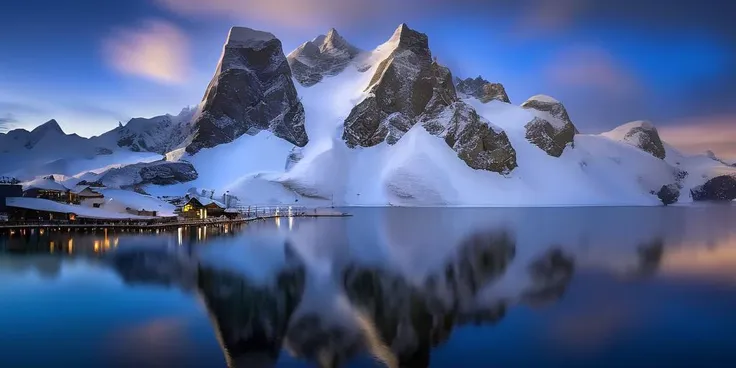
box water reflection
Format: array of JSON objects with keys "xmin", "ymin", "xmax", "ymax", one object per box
[{"xmin": 1, "ymin": 206, "xmax": 736, "ymax": 367}]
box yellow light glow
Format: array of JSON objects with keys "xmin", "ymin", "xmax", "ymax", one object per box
[
  {"xmin": 94, "ymin": 240, "xmax": 100, "ymax": 253},
  {"xmin": 49, "ymin": 241, "xmax": 55, "ymax": 253},
  {"xmin": 68, "ymin": 238, "xmax": 74, "ymax": 254}
]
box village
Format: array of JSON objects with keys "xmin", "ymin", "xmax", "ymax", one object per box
[{"xmin": 0, "ymin": 176, "xmax": 343, "ymax": 231}]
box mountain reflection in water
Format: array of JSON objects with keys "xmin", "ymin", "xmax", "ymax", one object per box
[{"xmin": 1, "ymin": 206, "xmax": 736, "ymax": 368}]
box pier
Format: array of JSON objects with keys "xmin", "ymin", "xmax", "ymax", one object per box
[{"xmin": 0, "ymin": 206, "xmax": 350, "ymax": 233}]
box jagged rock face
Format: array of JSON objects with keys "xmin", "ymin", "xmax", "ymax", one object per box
[
  {"xmin": 287, "ymin": 28, "xmax": 360, "ymax": 87},
  {"xmin": 456, "ymin": 77, "xmax": 510, "ymax": 103},
  {"xmin": 521, "ymin": 96, "xmax": 579, "ymax": 157},
  {"xmin": 657, "ymin": 184, "xmax": 680, "ymax": 205},
  {"xmin": 691, "ymin": 175, "xmax": 736, "ymax": 201},
  {"xmin": 440, "ymin": 102, "xmax": 517, "ymax": 173},
  {"xmin": 343, "ymin": 25, "xmax": 451, "ymax": 149},
  {"xmin": 187, "ymin": 27, "xmax": 308, "ymax": 154},
  {"xmin": 98, "ymin": 160, "xmax": 198, "ymax": 188},
  {"xmin": 343, "ymin": 24, "xmax": 517, "ymax": 173},
  {"xmin": 111, "ymin": 109, "xmax": 194, "ymax": 154}
]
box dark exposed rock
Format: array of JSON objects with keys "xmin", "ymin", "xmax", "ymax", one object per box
[
  {"xmin": 342, "ymin": 24, "xmax": 517, "ymax": 173},
  {"xmin": 187, "ymin": 27, "xmax": 308, "ymax": 154},
  {"xmin": 521, "ymin": 95, "xmax": 579, "ymax": 157},
  {"xmin": 98, "ymin": 160, "xmax": 198, "ymax": 187},
  {"xmin": 691, "ymin": 175, "xmax": 736, "ymax": 201},
  {"xmin": 608, "ymin": 121, "xmax": 666, "ymax": 160},
  {"xmin": 287, "ymin": 28, "xmax": 360, "ymax": 87},
  {"xmin": 656, "ymin": 184, "xmax": 680, "ymax": 205},
  {"xmin": 455, "ymin": 76, "xmax": 510, "ymax": 103},
  {"xmin": 343, "ymin": 24, "xmax": 451, "ymax": 149},
  {"xmin": 440, "ymin": 102, "xmax": 517, "ymax": 173}
]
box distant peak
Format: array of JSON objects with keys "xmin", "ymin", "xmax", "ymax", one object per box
[
  {"xmin": 226, "ymin": 26, "xmax": 276, "ymax": 47},
  {"xmin": 387, "ymin": 23, "xmax": 429, "ymax": 52},
  {"xmin": 31, "ymin": 119, "xmax": 64, "ymax": 135}
]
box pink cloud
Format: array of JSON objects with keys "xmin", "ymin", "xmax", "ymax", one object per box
[
  {"xmin": 153, "ymin": 0, "xmax": 401, "ymax": 27},
  {"xmin": 659, "ymin": 115, "xmax": 736, "ymax": 161},
  {"xmin": 545, "ymin": 46, "xmax": 639, "ymax": 95},
  {"xmin": 102, "ymin": 19, "xmax": 190, "ymax": 84},
  {"xmin": 517, "ymin": 0, "xmax": 588, "ymax": 34}
]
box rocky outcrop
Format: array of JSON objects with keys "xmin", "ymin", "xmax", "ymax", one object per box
[
  {"xmin": 455, "ymin": 76, "xmax": 510, "ymax": 103},
  {"xmin": 691, "ymin": 175, "xmax": 736, "ymax": 201},
  {"xmin": 287, "ymin": 28, "xmax": 360, "ymax": 87},
  {"xmin": 187, "ymin": 27, "xmax": 308, "ymax": 154},
  {"xmin": 98, "ymin": 160, "xmax": 198, "ymax": 188},
  {"xmin": 521, "ymin": 95, "xmax": 578, "ymax": 157},
  {"xmin": 440, "ymin": 102, "xmax": 517, "ymax": 173},
  {"xmin": 604, "ymin": 121, "xmax": 666, "ymax": 159},
  {"xmin": 656, "ymin": 184, "xmax": 680, "ymax": 205},
  {"xmin": 342, "ymin": 24, "xmax": 517, "ymax": 173}
]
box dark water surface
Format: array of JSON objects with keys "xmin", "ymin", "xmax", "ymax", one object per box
[{"xmin": 1, "ymin": 206, "xmax": 736, "ymax": 368}]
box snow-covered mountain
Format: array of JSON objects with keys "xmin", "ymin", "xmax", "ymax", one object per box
[{"xmin": 4, "ymin": 23, "xmax": 735, "ymax": 206}]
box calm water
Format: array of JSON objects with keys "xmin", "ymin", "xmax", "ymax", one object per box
[{"xmin": 1, "ymin": 206, "xmax": 736, "ymax": 368}]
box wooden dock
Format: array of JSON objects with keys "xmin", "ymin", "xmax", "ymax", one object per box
[{"xmin": 0, "ymin": 209, "xmax": 350, "ymax": 233}]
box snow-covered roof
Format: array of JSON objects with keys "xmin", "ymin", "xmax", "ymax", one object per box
[
  {"xmin": 189, "ymin": 197, "xmax": 226, "ymax": 208},
  {"xmin": 5, "ymin": 197, "xmax": 156, "ymax": 220},
  {"xmin": 70, "ymin": 185, "xmax": 102, "ymax": 195},
  {"xmin": 22, "ymin": 178, "xmax": 68, "ymax": 192}
]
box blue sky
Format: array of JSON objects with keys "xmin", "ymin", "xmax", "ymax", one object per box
[{"xmin": 1, "ymin": 0, "xmax": 735, "ymax": 158}]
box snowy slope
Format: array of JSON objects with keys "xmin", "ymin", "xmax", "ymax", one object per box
[
  {"xmin": 138, "ymin": 25, "xmax": 734, "ymax": 206},
  {"xmin": 7, "ymin": 24, "xmax": 734, "ymax": 207}
]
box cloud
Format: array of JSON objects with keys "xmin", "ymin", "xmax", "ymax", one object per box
[
  {"xmin": 545, "ymin": 46, "xmax": 639, "ymax": 95},
  {"xmin": 0, "ymin": 113, "xmax": 18, "ymax": 132},
  {"xmin": 658, "ymin": 115, "xmax": 736, "ymax": 161},
  {"xmin": 102, "ymin": 19, "xmax": 191, "ymax": 84}
]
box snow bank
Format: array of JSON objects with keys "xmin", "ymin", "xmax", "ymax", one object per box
[{"xmin": 5, "ymin": 197, "xmax": 156, "ymax": 220}]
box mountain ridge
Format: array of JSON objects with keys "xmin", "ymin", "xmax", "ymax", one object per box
[{"xmin": 4, "ymin": 23, "xmax": 736, "ymax": 206}]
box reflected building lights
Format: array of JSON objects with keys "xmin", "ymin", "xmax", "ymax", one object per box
[
  {"xmin": 67, "ymin": 238, "xmax": 73, "ymax": 254},
  {"xmin": 177, "ymin": 227, "xmax": 183, "ymax": 246}
]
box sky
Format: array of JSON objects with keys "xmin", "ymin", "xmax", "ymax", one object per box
[{"xmin": 0, "ymin": 0, "xmax": 735, "ymax": 159}]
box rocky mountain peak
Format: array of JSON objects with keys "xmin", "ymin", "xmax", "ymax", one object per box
[
  {"xmin": 225, "ymin": 26, "xmax": 276, "ymax": 48},
  {"xmin": 342, "ymin": 24, "xmax": 517, "ymax": 173},
  {"xmin": 387, "ymin": 23, "xmax": 430, "ymax": 55},
  {"xmin": 288, "ymin": 27, "xmax": 360, "ymax": 87},
  {"xmin": 31, "ymin": 119, "xmax": 64, "ymax": 136},
  {"xmin": 187, "ymin": 26, "xmax": 307, "ymax": 153}
]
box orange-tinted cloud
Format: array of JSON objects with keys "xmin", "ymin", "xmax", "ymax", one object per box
[
  {"xmin": 545, "ymin": 46, "xmax": 639, "ymax": 95},
  {"xmin": 102, "ymin": 19, "xmax": 190, "ymax": 84},
  {"xmin": 659, "ymin": 115, "xmax": 736, "ymax": 161}
]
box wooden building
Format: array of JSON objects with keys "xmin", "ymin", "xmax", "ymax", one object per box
[
  {"xmin": 180, "ymin": 197, "xmax": 228, "ymax": 219},
  {"xmin": 72, "ymin": 186, "xmax": 105, "ymax": 208},
  {"xmin": 22, "ymin": 177, "xmax": 75, "ymax": 203}
]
